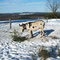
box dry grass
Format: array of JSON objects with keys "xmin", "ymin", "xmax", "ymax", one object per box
[
  {"xmin": 58, "ymin": 49, "xmax": 60, "ymax": 56},
  {"xmin": 49, "ymin": 36, "xmax": 60, "ymax": 39},
  {"xmin": 38, "ymin": 49, "xmax": 50, "ymax": 60},
  {"xmin": 12, "ymin": 29, "xmax": 26, "ymax": 42}
]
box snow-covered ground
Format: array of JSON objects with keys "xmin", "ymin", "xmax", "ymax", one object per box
[{"xmin": 0, "ymin": 19, "xmax": 60, "ymax": 60}]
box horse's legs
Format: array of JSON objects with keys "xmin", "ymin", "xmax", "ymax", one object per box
[
  {"xmin": 40, "ymin": 31, "xmax": 42, "ymax": 38},
  {"xmin": 31, "ymin": 31, "xmax": 33, "ymax": 38},
  {"xmin": 42, "ymin": 29, "xmax": 45, "ymax": 36},
  {"xmin": 40, "ymin": 28, "xmax": 45, "ymax": 38},
  {"xmin": 28, "ymin": 30, "xmax": 32, "ymax": 40}
]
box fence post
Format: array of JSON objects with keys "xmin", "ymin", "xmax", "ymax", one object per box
[
  {"xmin": 47, "ymin": 17, "xmax": 48, "ymax": 22},
  {"xmin": 9, "ymin": 18, "xmax": 12, "ymax": 29}
]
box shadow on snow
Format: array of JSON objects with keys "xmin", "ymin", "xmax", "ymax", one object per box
[{"xmin": 33, "ymin": 29, "xmax": 54, "ymax": 37}]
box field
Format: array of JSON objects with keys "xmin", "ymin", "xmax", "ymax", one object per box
[{"xmin": 0, "ymin": 19, "xmax": 60, "ymax": 60}]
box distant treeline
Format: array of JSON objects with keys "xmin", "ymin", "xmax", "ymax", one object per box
[{"xmin": 0, "ymin": 12, "xmax": 60, "ymax": 21}]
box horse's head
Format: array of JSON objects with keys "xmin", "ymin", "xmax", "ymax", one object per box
[{"xmin": 19, "ymin": 23, "xmax": 26, "ymax": 33}]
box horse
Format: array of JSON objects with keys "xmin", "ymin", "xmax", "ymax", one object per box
[{"xmin": 19, "ymin": 21, "xmax": 45, "ymax": 39}]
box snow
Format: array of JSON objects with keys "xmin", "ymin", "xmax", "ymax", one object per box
[{"xmin": 0, "ymin": 19, "xmax": 60, "ymax": 60}]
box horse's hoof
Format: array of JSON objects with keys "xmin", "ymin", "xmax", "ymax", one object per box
[
  {"xmin": 27, "ymin": 38, "xmax": 30, "ymax": 40},
  {"xmin": 40, "ymin": 35, "xmax": 42, "ymax": 38}
]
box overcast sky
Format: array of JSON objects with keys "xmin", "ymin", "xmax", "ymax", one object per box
[{"xmin": 0, "ymin": 0, "xmax": 48, "ymax": 13}]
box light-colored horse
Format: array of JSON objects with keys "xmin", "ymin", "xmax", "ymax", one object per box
[{"xmin": 19, "ymin": 21, "xmax": 45, "ymax": 39}]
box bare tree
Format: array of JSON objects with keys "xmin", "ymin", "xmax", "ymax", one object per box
[{"xmin": 47, "ymin": 0, "xmax": 60, "ymax": 13}]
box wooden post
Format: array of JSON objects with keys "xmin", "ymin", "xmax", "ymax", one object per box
[
  {"xmin": 38, "ymin": 17, "xmax": 39, "ymax": 19},
  {"xmin": 9, "ymin": 18, "xmax": 12, "ymax": 29},
  {"xmin": 47, "ymin": 17, "xmax": 48, "ymax": 22}
]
